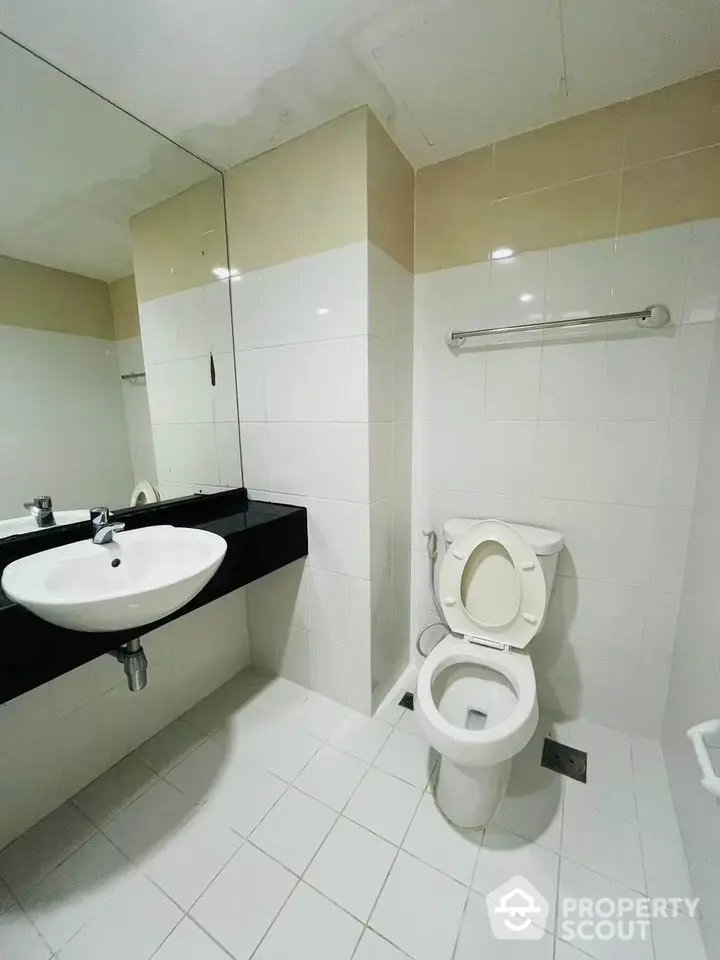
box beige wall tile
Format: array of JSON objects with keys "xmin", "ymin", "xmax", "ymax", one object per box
[
  {"xmin": 492, "ymin": 173, "xmax": 620, "ymax": 256},
  {"xmin": 415, "ymin": 203, "xmax": 494, "ymax": 273},
  {"xmin": 109, "ymin": 274, "xmax": 140, "ymax": 340},
  {"xmin": 494, "ymin": 105, "xmax": 623, "ymax": 198},
  {"xmin": 622, "ymin": 70, "xmax": 720, "ymax": 166},
  {"xmin": 131, "ymin": 176, "xmax": 227, "ymax": 304},
  {"xmin": 619, "ymin": 146, "xmax": 720, "ymax": 235},
  {"xmin": 367, "ymin": 111, "xmax": 414, "ymax": 272},
  {"xmin": 415, "ymin": 146, "xmax": 494, "ymax": 224},
  {"xmin": 225, "ymin": 108, "xmax": 368, "ymax": 274},
  {"xmin": 0, "ymin": 255, "xmax": 114, "ymax": 339}
]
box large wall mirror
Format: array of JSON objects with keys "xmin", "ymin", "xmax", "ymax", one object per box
[{"xmin": 0, "ymin": 35, "xmax": 242, "ymax": 540}]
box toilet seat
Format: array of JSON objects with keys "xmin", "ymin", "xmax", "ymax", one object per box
[
  {"xmin": 439, "ymin": 519, "xmax": 546, "ymax": 650},
  {"xmin": 416, "ymin": 634, "xmax": 538, "ymax": 766}
]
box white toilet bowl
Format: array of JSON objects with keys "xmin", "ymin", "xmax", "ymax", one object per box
[{"xmin": 415, "ymin": 518, "xmax": 563, "ymax": 828}]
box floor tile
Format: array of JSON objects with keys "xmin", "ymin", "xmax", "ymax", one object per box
[
  {"xmin": 20, "ymin": 833, "xmax": 134, "ymax": 952},
  {"xmin": 402, "ymin": 793, "xmax": 482, "ymax": 885},
  {"xmin": 374, "ymin": 729, "xmax": 436, "ymax": 789},
  {"xmin": 294, "ymin": 745, "xmax": 367, "ymax": 811},
  {"xmin": 396, "ymin": 709, "xmax": 422, "ymax": 736},
  {"xmin": 354, "ymin": 929, "xmax": 412, "ymax": 960},
  {"xmin": 253, "ymin": 881, "xmax": 362, "ymax": 960},
  {"xmin": 554, "ymin": 941, "xmax": 596, "ymax": 960},
  {"xmin": 286, "ymin": 693, "xmax": 351, "ymax": 740},
  {"xmin": 216, "ymin": 721, "xmax": 322, "ymax": 782},
  {"xmin": 134, "ymin": 808, "xmax": 242, "ymax": 910},
  {"xmin": 562, "ymin": 799, "xmax": 646, "ymax": 892},
  {"xmin": 73, "ymin": 755, "xmax": 158, "ymax": 826},
  {"xmin": 181, "ymin": 670, "xmax": 277, "ymax": 735},
  {"xmin": 473, "ymin": 825, "xmax": 559, "ymax": 932},
  {"xmin": 555, "ymin": 721, "xmax": 636, "ymax": 823},
  {"xmin": 305, "ymin": 817, "xmax": 396, "ymax": 921},
  {"xmin": 652, "ymin": 915, "xmax": 708, "ymax": 960},
  {"xmin": 152, "ymin": 917, "xmax": 233, "ymax": 960},
  {"xmin": 329, "ymin": 714, "xmax": 392, "ymax": 763},
  {"xmin": 455, "ymin": 890, "xmax": 554, "ymax": 960},
  {"xmin": 102, "ymin": 780, "xmax": 194, "ymax": 863},
  {"xmin": 0, "ymin": 803, "xmax": 96, "ymax": 896},
  {"xmin": 0, "ymin": 901, "xmax": 53, "ymax": 960},
  {"xmin": 165, "ymin": 739, "xmax": 287, "ymax": 836},
  {"xmin": 493, "ymin": 722, "xmax": 564, "ymax": 852},
  {"xmin": 191, "ymin": 844, "xmax": 296, "ymax": 960},
  {"xmin": 55, "ymin": 872, "xmax": 181, "ymax": 960},
  {"xmin": 250, "ymin": 787, "xmax": 336, "ymax": 874},
  {"xmin": 558, "ymin": 859, "xmax": 654, "ymax": 960},
  {"xmin": 134, "ymin": 719, "xmax": 206, "ymax": 774},
  {"xmin": 370, "ymin": 851, "xmax": 467, "ymax": 960},
  {"xmin": 344, "ymin": 768, "xmax": 423, "ymax": 844}
]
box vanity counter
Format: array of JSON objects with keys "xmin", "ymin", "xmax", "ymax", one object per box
[{"xmin": 0, "ymin": 489, "xmax": 308, "ymax": 706}]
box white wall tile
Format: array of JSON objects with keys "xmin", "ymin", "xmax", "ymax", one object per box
[
  {"xmin": 682, "ymin": 218, "xmax": 720, "ymax": 324},
  {"xmin": 485, "ymin": 344, "xmax": 542, "ymax": 419},
  {"xmin": 545, "ymin": 238, "xmax": 614, "ymax": 322},
  {"xmin": 235, "ymin": 349, "xmax": 266, "ymax": 421},
  {"xmin": 488, "ymin": 250, "xmax": 548, "ymax": 329},
  {"xmin": 612, "ymin": 226, "xmax": 691, "ymax": 327},
  {"xmin": 153, "ymin": 423, "xmax": 219, "ymax": 486}
]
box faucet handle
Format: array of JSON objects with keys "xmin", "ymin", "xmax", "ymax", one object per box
[
  {"xmin": 90, "ymin": 506, "xmax": 110, "ymax": 529},
  {"xmin": 24, "ymin": 495, "xmax": 53, "ymax": 511}
]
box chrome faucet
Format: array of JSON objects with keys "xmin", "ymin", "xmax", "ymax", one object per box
[
  {"xmin": 24, "ymin": 495, "xmax": 55, "ymax": 528},
  {"xmin": 90, "ymin": 507, "xmax": 125, "ymax": 545}
]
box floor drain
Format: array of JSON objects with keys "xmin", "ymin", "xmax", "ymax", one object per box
[
  {"xmin": 399, "ymin": 692, "xmax": 414, "ymax": 710},
  {"xmin": 541, "ymin": 738, "xmax": 587, "ymax": 783}
]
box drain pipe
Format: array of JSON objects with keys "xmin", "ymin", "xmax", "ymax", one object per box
[{"xmin": 110, "ymin": 638, "xmax": 148, "ymax": 692}]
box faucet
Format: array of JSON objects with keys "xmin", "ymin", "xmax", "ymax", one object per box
[
  {"xmin": 24, "ymin": 495, "xmax": 56, "ymax": 528},
  {"xmin": 90, "ymin": 507, "xmax": 125, "ymax": 545}
]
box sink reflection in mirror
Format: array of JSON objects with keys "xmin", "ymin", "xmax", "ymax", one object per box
[{"xmin": 0, "ymin": 34, "xmax": 242, "ymax": 540}]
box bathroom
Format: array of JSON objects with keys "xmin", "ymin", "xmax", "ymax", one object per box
[{"xmin": 0, "ymin": 1, "xmax": 718, "ymax": 958}]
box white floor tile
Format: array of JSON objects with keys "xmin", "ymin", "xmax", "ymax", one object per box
[
  {"xmin": 330, "ymin": 714, "xmax": 392, "ymax": 763},
  {"xmin": 152, "ymin": 917, "xmax": 232, "ymax": 960},
  {"xmin": 473, "ymin": 826, "xmax": 559, "ymax": 932},
  {"xmin": 454, "ymin": 890, "xmax": 554, "ymax": 960},
  {"xmin": 250, "ymin": 787, "xmax": 336, "ymax": 875},
  {"xmin": 253, "ymin": 882, "xmax": 362, "ymax": 960},
  {"xmin": 217, "ymin": 722, "xmax": 322, "ymax": 782},
  {"xmin": 344, "ymin": 768, "xmax": 423, "ymax": 844},
  {"xmin": 103, "ymin": 780, "xmax": 194, "ymax": 863},
  {"xmin": 305, "ymin": 817, "xmax": 396, "ymax": 921},
  {"xmin": 554, "ymin": 941, "xmax": 596, "ymax": 960},
  {"xmin": 294, "ymin": 745, "xmax": 367, "ymax": 811},
  {"xmin": 181, "ymin": 670, "xmax": 279, "ymax": 735},
  {"xmin": 402, "ymin": 793, "xmax": 482, "ymax": 885},
  {"xmin": 286, "ymin": 693, "xmax": 351, "ymax": 740},
  {"xmin": 73, "ymin": 755, "xmax": 158, "ymax": 826},
  {"xmin": 354, "ymin": 929, "xmax": 412, "ymax": 960},
  {"xmin": 55, "ymin": 872, "xmax": 181, "ymax": 960},
  {"xmin": 0, "ymin": 902, "xmax": 52, "ymax": 960},
  {"xmin": 165, "ymin": 739, "xmax": 287, "ymax": 836},
  {"xmin": 20, "ymin": 833, "xmax": 134, "ymax": 952},
  {"xmin": 370, "ymin": 851, "xmax": 467, "ymax": 960},
  {"xmin": 652, "ymin": 915, "xmax": 708, "ymax": 960},
  {"xmin": 396, "ymin": 709, "xmax": 422, "ymax": 736},
  {"xmin": 555, "ymin": 722, "xmax": 636, "ymax": 823},
  {"xmin": 135, "ymin": 809, "xmax": 242, "ymax": 910},
  {"xmin": 562, "ymin": 799, "xmax": 646, "ymax": 892},
  {"xmin": 558, "ymin": 859, "xmax": 654, "ymax": 960},
  {"xmin": 134, "ymin": 719, "xmax": 206, "ymax": 774},
  {"xmin": 0, "ymin": 803, "xmax": 96, "ymax": 896},
  {"xmin": 374, "ymin": 728, "xmax": 437, "ymax": 789},
  {"xmin": 373, "ymin": 700, "xmax": 405, "ymax": 727},
  {"xmin": 191, "ymin": 844, "xmax": 296, "ymax": 960}
]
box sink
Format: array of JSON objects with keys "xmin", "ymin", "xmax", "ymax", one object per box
[
  {"xmin": 0, "ymin": 510, "xmax": 90, "ymax": 540},
  {"xmin": 1, "ymin": 525, "xmax": 227, "ymax": 632}
]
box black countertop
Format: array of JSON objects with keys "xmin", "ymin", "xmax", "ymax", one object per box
[{"xmin": 0, "ymin": 489, "xmax": 308, "ymax": 706}]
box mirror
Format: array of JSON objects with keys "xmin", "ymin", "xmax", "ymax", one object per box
[{"xmin": 0, "ymin": 34, "xmax": 242, "ymax": 539}]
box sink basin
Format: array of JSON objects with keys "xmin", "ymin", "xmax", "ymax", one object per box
[
  {"xmin": 0, "ymin": 510, "xmax": 90, "ymax": 540},
  {"xmin": 1, "ymin": 525, "xmax": 227, "ymax": 632}
]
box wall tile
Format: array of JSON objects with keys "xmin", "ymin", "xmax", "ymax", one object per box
[
  {"xmin": 539, "ymin": 339, "xmax": 607, "ymax": 420},
  {"xmin": 670, "ymin": 322, "xmax": 717, "ymax": 419},
  {"xmin": 311, "ymin": 635, "xmax": 371, "ymax": 713},
  {"xmin": 494, "ymin": 105, "xmax": 623, "ymax": 198},
  {"xmin": 234, "ymin": 350, "xmax": 266, "ymax": 422},
  {"xmin": 264, "ymin": 422, "xmax": 369, "ymax": 502},
  {"xmin": 683, "ymin": 219, "xmax": 720, "ymax": 324},
  {"xmin": 415, "ymin": 204, "xmax": 494, "ymax": 274},
  {"xmin": 153, "ymin": 423, "xmax": 219, "ymax": 486},
  {"xmin": 660, "ymin": 418, "xmax": 704, "ymax": 509},
  {"xmin": 308, "ymin": 569, "xmax": 352, "ymax": 644},
  {"xmin": 611, "ymin": 225, "xmax": 691, "ymax": 325},
  {"xmin": 415, "ymin": 146, "xmax": 494, "ymax": 223},
  {"xmin": 619, "ymin": 147, "xmax": 720, "ymax": 235},
  {"xmin": 545, "ymin": 238, "xmax": 614, "ymax": 323},
  {"xmin": 484, "ymin": 345, "xmax": 542, "ymax": 420}
]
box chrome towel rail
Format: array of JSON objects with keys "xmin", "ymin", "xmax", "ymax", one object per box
[{"xmin": 447, "ymin": 304, "xmax": 670, "ymax": 347}]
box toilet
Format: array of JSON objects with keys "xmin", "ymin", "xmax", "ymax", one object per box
[{"xmin": 415, "ymin": 517, "xmax": 564, "ymax": 828}]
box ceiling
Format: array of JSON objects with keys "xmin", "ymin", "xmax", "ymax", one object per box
[{"xmin": 1, "ymin": 0, "xmax": 719, "ymax": 172}]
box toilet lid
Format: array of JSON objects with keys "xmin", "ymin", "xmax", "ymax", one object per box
[{"xmin": 438, "ymin": 519, "xmax": 546, "ymax": 650}]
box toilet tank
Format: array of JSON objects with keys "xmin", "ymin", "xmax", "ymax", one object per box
[{"xmin": 442, "ymin": 517, "xmax": 564, "ymax": 599}]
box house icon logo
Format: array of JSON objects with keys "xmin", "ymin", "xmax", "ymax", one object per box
[{"xmin": 486, "ymin": 875, "xmax": 549, "ymax": 940}]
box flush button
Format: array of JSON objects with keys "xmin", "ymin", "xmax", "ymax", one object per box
[
  {"xmin": 521, "ymin": 561, "xmax": 535, "ymax": 571},
  {"xmin": 444, "ymin": 597, "xmax": 457, "ymax": 606},
  {"xmin": 453, "ymin": 550, "xmax": 465, "ymax": 561},
  {"xmin": 522, "ymin": 612, "xmax": 538, "ymax": 624}
]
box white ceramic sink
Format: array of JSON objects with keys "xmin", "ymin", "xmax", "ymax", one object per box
[
  {"xmin": 1, "ymin": 525, "xmax": 227, "ymax": 632},
  {"xmin": 0, "ymin": 510, "xmax": 90, "ymax": 540}
]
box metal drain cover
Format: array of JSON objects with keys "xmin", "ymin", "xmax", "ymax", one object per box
[
  {"xmin": 398, "ymin": 692, "xmax": 414, "ymax": 710},
  {"xmin": 541, "ymin": 738, "xmax": 587, "ymax": 783}
]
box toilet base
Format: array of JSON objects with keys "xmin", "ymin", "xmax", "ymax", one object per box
[{"xmin": 435, "ymin": 755, "xmax": 511, "ymax": 828}]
